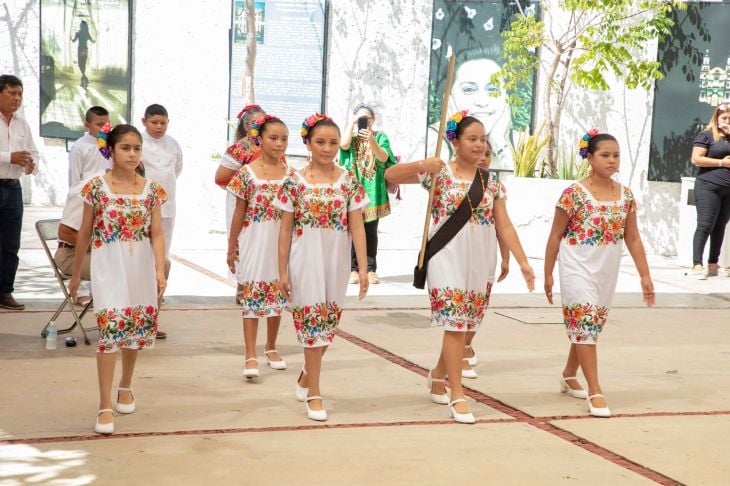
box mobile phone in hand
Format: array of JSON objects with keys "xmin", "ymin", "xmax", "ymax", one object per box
[{"xmin": 357, "ymin": 116, "xmax": 369, "ymax": 131}]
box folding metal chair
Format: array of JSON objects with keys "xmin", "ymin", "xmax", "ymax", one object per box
[{"xmin": 35, "ymin": 219, "xmax": 96, "ymax": 345}]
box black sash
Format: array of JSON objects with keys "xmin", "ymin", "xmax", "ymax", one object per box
[{"xmin": 413, "ymin": 168, "xmax": 488, "ymax": 289}]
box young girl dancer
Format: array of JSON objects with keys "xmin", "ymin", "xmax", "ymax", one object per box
[
  {"xmin": 386, "ymin": 113, "xmax": 534, "ymax": 423},
  {"xmin": 69, "ymin": 124, "xmax": 167, "ymax": 434},
  {"xmin": 216, "ymin": 104, "xmax": 266, "ymax": 304},
  {"xmin": 227, "ymin": 115, "xmax": 288, "ymax": 378},
  {"xmin": 462, "ymin": 145, "xmax": 511, "ymax": 379},
  {"xmin": 276, "ymin": 114, "xmax": 369, "ymax": 421},
  {"xmin": 544, "ymin": 130, "xmax": 654, "ymax": 417}
]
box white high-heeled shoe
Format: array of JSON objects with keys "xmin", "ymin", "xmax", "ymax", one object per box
[
  {"xmin": 95, "ymin": 409, "xmax": 114, "ymax": 435},
  {"xmin": 305, "ymin": 396, "xmax": 327, "ymax": 421},
  {"xmin": 464, "ymin": 345, "xmax": 478, "ymax": 367},
  {"xmin": 242, "ymin": 357, "xmax": 259, "ymax": 378},
  {"xmin": 295, "ymin": 368, "xmax": 308, "ymax": 402},
  {"xmin": 427, "ymin": 371, "xmax": 449, "ymax": 405},
  {"xmin": 461, "ymin": 358, "xmax": 478, "ymax": 379},
  {"xmin": 448, "ymin": 398, "xmax": 476, "ymax": 424},
  {"xmin": 586, "ymin": 394, "xmax": 611, "ymax": 418},
  {"xmin": 115, "ymin": 387, "xmax": 136, "ymax": 414},
  {"xmin": 265, "ymin": 349, "xmax": 287, "ymax": 370},
  {"xmin": 559, "ymin": 375, "xmax": 588, "ymax": 399}
]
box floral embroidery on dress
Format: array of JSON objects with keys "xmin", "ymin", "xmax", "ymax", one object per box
[
  {"xmin": 227, "ymin": 166, "xmax": 283, "ymax": 227},
  {"xmin": 224, "ymin": 143, "xmax": 258, "ymax": 164},
  {"xmin": 291, "ymin": 302, "xmax": 343, "ymax": 347},
  {"xmin": 277, "ymin": 168, "xmax": 367, "ymax": 237},
  {"xmin": 563, "ymin": 303, "xmax": 608, "ymax": 344},
  {"xmin": 96, "ymin": 304, "xmax": 158, "ymax": 353},
  {"xmin": 240, "ymin": 279, "xmax": 285, "ymax": 317},
  {"xmin": 81, "ymin": 177, "xmax": 167, "ymax": 249},
  {"xmin": 419, "ymin": 168, "xmax": 505, "ymax": 226},
  {"xmin": 557, "ymin": 184, "xmax": 635, "ymax": 247},
  {"xmin": 429, "ymin": 283, "xmax": 493, "ymax": 330}
]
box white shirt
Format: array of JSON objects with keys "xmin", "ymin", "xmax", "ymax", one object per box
[
  {"xmin": 59, "ymin": 179, "xmax": 86, "ymax": 238},
  {"xmin": 68, "ymin": 133, "xmax": 111, "ymax": 186},
  {"xmin": 141, "ymin": 131, "xmax": 182, "ymax": 218},
  {"xmin": 0, "ymin": 111, "xmax": 39, "ymax": 179}
]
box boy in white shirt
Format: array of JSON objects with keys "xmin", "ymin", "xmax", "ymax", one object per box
[
  {"xmin": 68, "ymin": 106, "xmax": 110, "ymax": 186},
  {"xmin": 140, "ymin": 104, "xmax": 183, "ymax": 281}
]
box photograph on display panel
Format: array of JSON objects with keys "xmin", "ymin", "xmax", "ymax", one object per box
[
  {"xmin": 40, "ymin": 0, "xmax": 132, "ymax": 140},
  {"xmin": 427, "ymin": 0, "xmax": 537, "ymax": 171},
  {"xmin": 649, "ymin": 2, "xmax": 730, "ymax": 182}
]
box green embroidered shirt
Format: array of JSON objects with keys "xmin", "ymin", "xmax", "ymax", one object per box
[{"xmin": 338, "ymin": 131, "xmax": 397, "ymax": 222}]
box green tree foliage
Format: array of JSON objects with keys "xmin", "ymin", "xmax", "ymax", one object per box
[{"xmin": 497, "ymin": 0, "xmax": 685, "ymax": 177}]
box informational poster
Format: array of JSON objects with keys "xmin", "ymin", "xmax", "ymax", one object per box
[
  {"xmin": 39, "ymin": 0, "xmax": 132, "ymax": 139},
  {"xmin": 229, "ymin": 0, "xmax": 327, "ymax": 156},
  {"xmin": 427, "ymin": 1, "xmax": 536, "ymax": 170},
  {"xmin": 649, "ymin": 3, "xmax": 730, "ymax": 182}
]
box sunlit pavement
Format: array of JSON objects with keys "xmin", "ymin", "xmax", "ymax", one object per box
[{"xmin": 1, "ymin": 207, "xmax": 729, "ymax": 485}]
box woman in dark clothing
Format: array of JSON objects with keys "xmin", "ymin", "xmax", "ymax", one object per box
[{"xmin": 690, "ymin": 103, "xmax": 730, "ymax": 279}]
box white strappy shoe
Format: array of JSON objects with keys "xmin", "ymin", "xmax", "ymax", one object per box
[
  {"xmin": 464, "ymin": 345, "xmax": 478, "ymax": 367},
  {"xmin": 242, "ymin": 357, "xmax": 259, "ymax": 378},
  {"xmin": 95, "ymin": 409, "xmax": 114, "ymax": 435},
  {"xmin": 265, "ymin": 349, "xmax": 287, "ymax": 370},
  {"xmin": 115, "ymin": 387, "xmax": 136, "ymax": 414},
  {"xmin": 559, "ymin": 375, "xmax": 588, "ymax": 399},
  {"xmin": 462, "ymin": 358, "xmax": 478, "ymax": 379},
  {"xmin": 586, "ymin": 394, "xmax": 611, "ymax": 418},
  {"xmin": 427, "ymin": 371, "xmax": 449, "ymax": 405},
  {"xmin": 295, "ymin": 368, "xmax": 308, "ymax": 402},
  {"xmin": 305, "ymin": 396, "xmax": 327, "ymax": 421},
  {"xmin": 448, "ymin": 398, "xmax": 476, "ymax": 424}
]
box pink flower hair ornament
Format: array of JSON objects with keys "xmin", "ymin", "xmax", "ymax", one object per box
[
  {"xmin": 578, "ymin": 128, "xmax": 600, "ymax": 159},
  {"xmin": 97, "ymin": 122, "xmax": 113, "ymax": 160},
  {"xmin": 237, "ymin": 104, "xmax": 262, "ymax": 120},
  {"xmin": 249, "ymin": 115, "xmax": 281, "ymax": 146},
  {"xmin": 301, "ymin": 113, "xmax": 331, "ymax": 144},
  {"xmin": 445, "ymin": 110, "xmax": 469, "ymax": 142}
]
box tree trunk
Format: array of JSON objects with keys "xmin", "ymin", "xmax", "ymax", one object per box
[
  {"xmin": 241, "ymin": 0, "xmax": 257, "ymax": 103},
  {"xmin": 542, "ymin": 41, "xmax": 562, "ymax": 178}
]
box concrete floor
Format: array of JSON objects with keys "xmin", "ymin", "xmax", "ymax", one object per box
[{"xmin": 1, "ymin": 207, "xmax": 730, "ymax": 485}]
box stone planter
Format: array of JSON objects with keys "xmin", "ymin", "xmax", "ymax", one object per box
[{"xmin": 501, "ymin": 175, "xmax": 573, "ymax": 259}]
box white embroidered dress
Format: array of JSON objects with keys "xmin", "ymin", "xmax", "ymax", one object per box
[
  {"xmin": 419, "ymin": 166, "xmax": 505, "ymax": 331},
  {"xmin": 274, "ymin": 168, "xmax": 369, "ymax": 347},
  {"xmin": 556, "ymin": 183, "xmax": 636, "ymax": 344},
  {"xmin": 81, "ymin": 176, "xmax": 167, "ymax": 353},
  {"xmin": 226, "ymin": 164, "xmax": 286, "ymax": 318}
]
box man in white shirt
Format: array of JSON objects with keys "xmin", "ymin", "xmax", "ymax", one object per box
[
  {"xmin": 55, "ymin": 178, "xmax": 94, "ymax": 305},
  {"xmin": 0, "ymin": 75, "xmax": 39, "ymax": 311},
  {"xmin": 140, "ymin": 104, "xmax": 183, "ymax": 272},
  {"xmin": 67, "ymin": 106, "xmax": 111, "ymax": 186}
]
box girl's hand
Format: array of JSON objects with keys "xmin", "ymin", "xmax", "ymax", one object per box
[
  {"xmin": 544, "ymin": 274, "xmax": 554, "ymax": 304},
  {"xmin": 422, "ymin": 157, "xmax": 445, "ymax": 174},
  {"xmin": 226, "ymin": 248, "xmax": 238, "ymax": 274},
  {"xmin": 156, "ymin": 271, "xmax": 167, "ymax": 300},
  {"xmin": 641, "ymin": 275, "xmax": 655, "ymax": 307},
  {"xmin": 69, "ymin": 274, "xmax": 80, "ymax": 302},
  {"xmin": 497, "ymin": 259, "xmax": 509, "ymax": 282},
  {"xmin": 280, "ymin": 273, "xmax": 291, "ymax": 301},
  {"xmin": 358, "ymin": 270, "xmax": 369, "ymax": 300},
  {"xmin": 521, "ymin": 263, "xmax": 535, "ymax": 292}
]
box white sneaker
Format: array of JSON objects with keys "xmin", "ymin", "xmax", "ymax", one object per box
[
  {"xmin": 348, "ymin": 271, "xmax": 359, "ymax": 284},
  {"xmin": 691, "ymin": 265, "xmax": 707, "ymax": 280}
]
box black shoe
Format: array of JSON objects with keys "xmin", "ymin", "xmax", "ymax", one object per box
[{"xmin": 0, "ymin": 294, "xmax": 25, "ymax": 310}]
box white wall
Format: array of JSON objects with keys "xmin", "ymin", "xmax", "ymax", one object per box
[{"xmin": 0, "ymin": 0, "xmax": 680, "ymax": 255}]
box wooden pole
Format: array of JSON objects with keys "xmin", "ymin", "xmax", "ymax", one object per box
[{"xmin": 417, "ymin": 53, "xmax": 456, "ymax": 269}]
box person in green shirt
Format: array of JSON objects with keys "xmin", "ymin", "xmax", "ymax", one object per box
[{"xmin": 339, "ymin": 104, "xmax": 398, "ymax": 284}]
